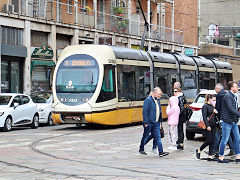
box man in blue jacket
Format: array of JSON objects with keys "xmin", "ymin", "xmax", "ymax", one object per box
[
  {"xmin": 139, "ymin": 87, "xmax": 169, "ymax": 157},
  {"xmin": 218, "ymin": 81, "xmax": 240, "ymax": 163}
]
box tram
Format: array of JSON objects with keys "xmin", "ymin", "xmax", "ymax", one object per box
[{"xmin": 52, "ymin": 45, "xmax": 232, "ymax": 125}]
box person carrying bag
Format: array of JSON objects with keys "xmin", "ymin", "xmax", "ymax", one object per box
[{"xmin": 196, "ymin": 94, "xmax": 218, "ymax": 161}]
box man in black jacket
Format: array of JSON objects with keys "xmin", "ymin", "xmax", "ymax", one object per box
[
  {"xmin": 218, "ymin": 81, "xmax": 240, "ymax": 163},
  {"xmin": 213, "ymin": 83, "xmax": 234, "ymax": 156}
]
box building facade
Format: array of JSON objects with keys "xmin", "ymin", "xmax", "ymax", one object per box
[
  {"xmin": 199, "ymin": 0, "xmax": 240, "ymax": 83},
  {"xmin": 0, "ymin": 0, "xmax": 199, "ymax": 93}
]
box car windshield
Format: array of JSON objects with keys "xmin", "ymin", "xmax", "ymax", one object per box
[
  {"xmin": 194, "ymin": 94, "xmax": 206, "ymax": 103},
  {"xmin": 0, "ymin": 95, "xmax": 12, "ymax": 105},
  {"xmin": 31, "ymin": 93, "xmax": 52, "ymax": 103}
]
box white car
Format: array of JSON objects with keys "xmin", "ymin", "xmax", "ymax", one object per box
[
  {"xmin": 0, "ymin": 93, "xmax": 39, "ymax": 131},
  {"xmin": 30, "ymin": 92, "xmax": 53, "ymax": 126},
  {"xmin": 186, "ymin": 90, "xmax": 217, "ymax": 140}
]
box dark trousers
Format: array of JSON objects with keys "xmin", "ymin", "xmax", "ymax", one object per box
[
  {"xmin": 177, "ymin": 114, "xmax": 185, "ymax": 144},
  {"xmin": 139, "ymin": 122, "xmax": 163, "ymax": 153},
  {"xmin": 200, "ymin": 126, "xmax": 216, "ymax": 156}
]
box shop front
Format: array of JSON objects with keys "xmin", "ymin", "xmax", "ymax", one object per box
[
  {"xmin": 1, "ymin": 44, "xmax": 26, "ymax": 93},
  {"xmin": 31, "ymin": 44, "xmax": 55, "ymax": 92}
]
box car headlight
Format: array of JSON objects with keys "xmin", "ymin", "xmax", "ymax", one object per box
[
  {"xmin": 0, "ymin": 112, "xmax": 4, "ymax": 116},
  {"xmin": 40, "ymin": 108, "xmax": 45, "ymax": 112}
]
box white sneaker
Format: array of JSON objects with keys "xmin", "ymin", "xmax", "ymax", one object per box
[
  {"xmin": 152, "ymin": 148, "xmax": 158, "ymax": 154},
  {"xmin": 168, "ymin": 146, "xmax": 177, "ymax": 150}
]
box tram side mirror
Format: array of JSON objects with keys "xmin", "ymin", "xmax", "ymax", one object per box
[{"xmin": 14, "ymin": 103, "xmax": 19, "ymax": 109}]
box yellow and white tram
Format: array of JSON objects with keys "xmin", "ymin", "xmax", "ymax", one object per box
[{"xmin": 52, "ymin": 45, "xmax": 232, "ymax": 125}]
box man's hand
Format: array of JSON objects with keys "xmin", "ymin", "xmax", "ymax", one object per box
[
  {"xmin": 144, "ymin": 124, "xmax": 148, "ymax": 127},
  {"xmin": 207, "ymin": 126, "xmax": 211, "ymax": 131},
  {"xmin": 214, "ymin": 109, "xmax": 218, "ymax": 114}
]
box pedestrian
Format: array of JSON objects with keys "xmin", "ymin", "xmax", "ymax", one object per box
[
  {"xmin": 174, "ymin": 82, "xmax": 181, "ymax": 89},
  {"xmin": 213, "ymin": 83, "xmax": 234, "ymax": 156},
  {"xmin": 218, "ymin": 81, "xmax": 240, "ymax": 163},
  {"xmin": 175, "ymin": 87, "xmax": 187, "ymax": 150},
  {"xmin": 166, "ymin": 94, "xmax": 180, "ymax": 150},
  {"xmin": 196, "ymin": 94, "xmax": 218, "ymax": 161},
  {"xmin": 139, "ymin": 87, "xmax": 169, "ymax": 157}
]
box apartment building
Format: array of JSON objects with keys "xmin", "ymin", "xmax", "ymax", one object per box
[
  {"xmin": 199, "ymin": 0, "xmax": 240, "ymax": 83},
  {"xmin": 0, "ymin": 0, "xmax": 198, "ymax": 93}
]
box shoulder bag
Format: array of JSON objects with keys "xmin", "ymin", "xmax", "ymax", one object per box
[{"xmin": 197, "ymin": 111, "xmax": 214, "ymax": 129}]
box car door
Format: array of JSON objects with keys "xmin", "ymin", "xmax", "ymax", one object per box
[
  {"xmin": 11, "ymin": 95, "xmax": 24, "ymax": 124},
  {"xmin": 22, "ymin": 95, "xmax": 35, "ymax": 122}
]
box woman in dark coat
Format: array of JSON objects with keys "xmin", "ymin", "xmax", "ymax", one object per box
[{"xmin": 196, "ymin": 94, "xmax": 218, "ymax": 161}]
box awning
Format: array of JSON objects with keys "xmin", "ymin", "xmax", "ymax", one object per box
[{"xmin": 31, "ymin": 60, "xmax": 55, "ymax": 71}]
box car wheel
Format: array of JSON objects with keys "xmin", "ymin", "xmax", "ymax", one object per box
[
  {"xmin": 4, "ymin": 116, "xmax": 12, "ymax": 132},
  {"xmin": 186, "ymin": 130, "xmax": 195, "ymax": 140},
  {"xmin": 31, "ymin": 114, "xmax": 39, "ymax": 129},
  {"xmin": 47, "ymin": 113, "xmax": 54, "ymax": 126}
]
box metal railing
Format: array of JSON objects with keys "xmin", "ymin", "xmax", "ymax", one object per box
[{"xmin": 0, "ymin": 0, "xmax": 183, "ymax": 44}]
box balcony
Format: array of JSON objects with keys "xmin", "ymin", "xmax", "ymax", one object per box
[{"xmin": 0, "ymin": 0, "xmax": 183, "ymax": 44}]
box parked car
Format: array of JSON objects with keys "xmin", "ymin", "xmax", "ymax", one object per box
[
  {"xmin": 30, "ymin": 92, "xmax": 54, "ymax": 126},
  {"xmin": 0, "ymin": 93, "xmax": 39, "ymax": 131},
  {"xmin": 186, "ymin": 90, "xmax": 217, "ymax": 140}
]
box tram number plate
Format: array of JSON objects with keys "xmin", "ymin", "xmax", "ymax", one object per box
[{"xmin": 65, "ymin": 115, "xmax": 81, "ymax": 121}]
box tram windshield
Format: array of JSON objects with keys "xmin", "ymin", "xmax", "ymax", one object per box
[{"xmin": 56, "ymin": 55, "xmax": 99, "ymax": 94}]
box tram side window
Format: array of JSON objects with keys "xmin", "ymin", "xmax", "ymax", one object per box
[
  {"xmin": 154, "ymin": 67, "xmax": 178, "ymax": 97},
  {"xmin": 181, "ymin": 69, "xmax": 197, "ymax": 99},
  {"xmin": 118, "ymin": 65, "xmax": 150, "ymax": 101},
  {"xmin": 199, "ymin": 71, "xmax": 215, "ymax": 90},
  {"xmin": 96, "ymin": 65, "xmax": 116, "ymax": 103}
]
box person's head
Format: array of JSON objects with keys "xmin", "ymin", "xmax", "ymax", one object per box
[
  {"xmin": 174, "ymin": 82, "xmax": 181, "ymax": 89},
  {"xmin": 169, "ymin": 96, "xmax": 179, "ymax": 106},
  {"xmin": 205, "ymin": 94, "xmax": 216, "ymax": 106},
  {"xmin": 68, "ymin": 80, "xmax": 73, "ymax": 86},
  {"xmin": 153, "ymin": 87, "xmax": 162, "ymax": 99},
  {"xmin": 215, "ymin": 83, "xmax": 224, "ymax": 93},
  {"xmin": 228, "ymin": 81, "xmax": 238, "ymax": 93},
  {"xmin": 173, "ymin": 88, "xmax": 181, "ymax": 96}
]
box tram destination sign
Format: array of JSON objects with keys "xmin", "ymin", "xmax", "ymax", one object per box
[{"xmin": 64, "ymin": 60, "xmax": 95, "ymax": 66}]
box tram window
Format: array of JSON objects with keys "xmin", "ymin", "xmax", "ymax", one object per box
[
  {"xmin": 218, "ymin": 73, "xmax": 232, "ymax": 89},
  {"xmin": 181, "ymin": 70, "xmax": 197, "ymax": 99},
  {"xmin": 118, "ymin": 65, "xmax": 150, "ymax": 101},
  {"xmin": 154, "ymin": 67, "xmax": 177, "ymax": 97},
  {"xmin": 96, "ymin": 65, "xmax": 116, "ymax": 103},
  {"xmin": 199, "ymin": 71, "xmax": 215, "ymax": 90}
]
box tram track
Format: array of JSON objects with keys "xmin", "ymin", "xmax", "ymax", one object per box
[
  {"xmin": 0, "ymin": 125, "xmax": 197, "ymax": 179},
  {"xmin": 27, "ymin": 127, "xmax": 195, "ymax": 179}
]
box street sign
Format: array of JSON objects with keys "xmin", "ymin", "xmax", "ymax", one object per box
[{"xmin": 185, "ymin": 48, "xmax": 194, "ymax": 56}]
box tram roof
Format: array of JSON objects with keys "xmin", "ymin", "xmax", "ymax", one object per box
[
  {"xmin": 148, "ymin": 52, "xmax": 176, "ymax": 64},
  {"xmin": 212, "ymin": 58, "xmax": 232, "ymax": 70},
  {"xmin": 172, "ymin": 53, "xmax": 196, "ymax": 66},
  {"xmin": 111, "ymin": 46, "xmax": 177, "ymax": 64},
  {"xmin": 191, "ymin": 56, "xmax": 215, "ymax": 68},
  {"xmin": 111, "ymin": 46, "xmax": 149, "ymax": 61}
]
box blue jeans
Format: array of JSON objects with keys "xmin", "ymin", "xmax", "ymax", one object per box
[
  {"xmin": 139, "ymin": 122, "xmax": 163, "ymax": 153},
  {"xmin": 213, "ymin": 126, "xmax": 234, "ymax": 153},
  {"xmin": 144, "ymin": 133, "xmax": 157, "ymax": 149},
  {"xmin": 219, "ymin": 121, "xmax": 240, "ymax": 156}
]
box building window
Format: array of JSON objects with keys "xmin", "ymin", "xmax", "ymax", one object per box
[
  {"xmin": 1, "ymin": 26, "xmax": 23, "ymax": 46},
  {"xmin": 67, "ymin": 0, "xmax": 73, "ymax": 14}
]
